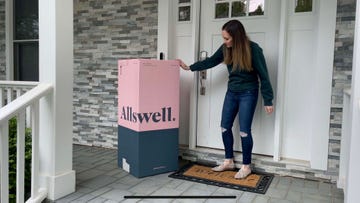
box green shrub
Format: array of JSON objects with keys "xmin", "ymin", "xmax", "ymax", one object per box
[{"xmin": 8, "ymin": 117, "xmax": 32, "ymax": 202}]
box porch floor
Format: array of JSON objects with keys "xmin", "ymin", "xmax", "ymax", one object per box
[{"xmin": 55, "ymin": 144, "xmax": 344, "ymax": 203}]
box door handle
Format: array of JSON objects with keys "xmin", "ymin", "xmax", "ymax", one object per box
[
  {"xmin": 199, "ymin": 51, "xmax": 208, "ymax": 95},
  {"xmin": 199, "ymin": 50, "xmax": 208, "ymax": 61}
]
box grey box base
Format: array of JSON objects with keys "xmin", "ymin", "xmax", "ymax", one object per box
[{"xmin": 118, "ymin": 125, "xmax": 179, "ymax": 178}]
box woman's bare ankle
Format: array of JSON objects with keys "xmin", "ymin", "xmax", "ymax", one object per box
[
  {"xmin": 241, "ymin": 164, "xmax": 251, "ymax": 171},
  {"xmin": 224, "ymin": 159, "xmax": 234, "ymax": 165}
]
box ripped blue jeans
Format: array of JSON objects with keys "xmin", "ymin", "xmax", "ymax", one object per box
[{"xmin": 220, "ymin": 89, "xmax": 258, "ymax": 165}]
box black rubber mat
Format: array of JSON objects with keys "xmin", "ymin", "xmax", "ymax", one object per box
[{"xmin": 169, "ymin": 162, "xmax": 273, "ymax": 194}]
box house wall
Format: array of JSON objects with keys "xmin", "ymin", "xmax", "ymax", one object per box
[
  {"xmin": 73, "ymin": 0, "xmax": 158, "ymax": 147},
  {"xmin": 0, "ymin": 0, "xmax": 354, "ymax": 182},
  {"xmin": 176, "ymin": 0, "xmax": 356, "ymax": 183},
  {"xmin": 71, "ymin": 0, "xmax": 357, "ymax": 182},
  {"xmin": 0, "ymin": 0, "xmax": 355, "ymax": 182},
  {"xmin": 0, "ymin": 0, "xmax": 5, "ymax": 80},
  {"xmin": 329, "ymin": 0, "xmax": 356, "ymax": 178}
]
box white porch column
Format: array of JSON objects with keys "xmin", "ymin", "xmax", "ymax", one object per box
[
  {"xmin": 38, "ymin": 0, "xmax": 75, "ymax": 200},
  {"xmin": 345, "ymin": 0, "xmax": 360, "ymax": 202}
]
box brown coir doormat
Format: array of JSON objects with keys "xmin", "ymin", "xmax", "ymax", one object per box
[{"xmin": 169, "ymin": 163, "xmax": 273, "ymax": 194}]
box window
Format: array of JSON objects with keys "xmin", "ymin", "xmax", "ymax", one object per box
[
  {"xmin": 295, "ymin": 0, "xmax": 312, "ymax": 13},
  {"xmin": 178, "ymin": 0, "xmax": 191, "ymax": 22},
  {"xmin": 215, "ymin": 2, "xmax": 230, "ymax": 18},
  {"xmin": 215, "ymin": 0, "xmax": 265, "ymax": 19},
  {"xmin": 249, "ymin": 0, "xmax": 265, "ymax": 16},
  {"xmin": 231, "ymin": 1, "xmax": 246, "ymax": 17},
  {"xmin": 13, "ymin": 0, "xmax": 39, "ymax": 81}
]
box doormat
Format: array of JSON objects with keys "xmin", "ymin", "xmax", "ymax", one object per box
[{"xmin": 169, "ymin": 163, "xmax": 273, "ymax": 194}]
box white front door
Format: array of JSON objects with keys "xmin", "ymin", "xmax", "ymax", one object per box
[{"xmin": 196, "ymin": 0, "xmax": 281, "ymax": 156}]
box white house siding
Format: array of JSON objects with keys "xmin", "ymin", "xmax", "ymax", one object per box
[
  {"xmin": 0, "ymin": 0, "xmax": 5, "ymax": 80},
  {"xmin": 73, "ymin": 0, "xmax": 158, "ymax": 147},
  {"xmin": 329, "ymin": 0, "xmax": 356, "ymax": 178}
]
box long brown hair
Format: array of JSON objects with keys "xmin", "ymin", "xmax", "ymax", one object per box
[{"xmin": 222, "ymin": 20, "xmax": 252, "ymax": 72}]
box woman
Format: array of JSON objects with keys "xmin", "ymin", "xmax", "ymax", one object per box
[{"xmin": 178, "ymin": 20, "xmax": 274, "ymax": 179}]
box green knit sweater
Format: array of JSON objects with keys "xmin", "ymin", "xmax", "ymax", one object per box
[{"xmin": 189, "ymin": 41, "xmax": 274, "ymax": 106}]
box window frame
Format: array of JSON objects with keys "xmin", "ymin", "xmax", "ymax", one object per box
[
  {"xmin": 5, "ymin": 0, "xmax": 39, "ymax": 81},
  {"xmin": 177, "ymin": 0, "xmax": 192, "ymax": 23},
  {"xmin": 293, "ymin": 0, "xmax": 315, "ymax": 15},
  {"xmin": 213, "ymin": 0, "xmax": 267, "ymax": 20}
]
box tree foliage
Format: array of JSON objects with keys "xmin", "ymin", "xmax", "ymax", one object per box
[{"xmin": 8, "ymin": 118, "xmax": 32, "ymax": 202}]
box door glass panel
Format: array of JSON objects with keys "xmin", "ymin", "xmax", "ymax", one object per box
[
  {"xmin": 295, "ymin": 0, "xmax": 312, "ymax": 13},
  {"xmin": 14, "ymin": 0, "xmax": 38, "ymax": 40},
  {"xmin": 215, "ymin": 0, "xmax": 266, "ymax": 19},
  {"xmin": 231, "ymin": 1, "xmax": 246, "ymax": 17},
  {"xmin": 215, "ymin": 2, "xmax": 229, "ymax": 19},
  {"xmin": 14, "ymin": 42, "xmax": 39, "ymax": 81},
  {"xmin": 13, "ymin": 0, "xmax": 39, "ymax": 81},
  {"xmin": 249, "ymin": 0, "xmax": 264, "ymax": 16},
  {"xmin": 179, "ymin": 6, "xmax": 191, "ymax": 21},
  {"xmin": 178, "ymin": 0, "xmax": 191, "ymax": 22}
]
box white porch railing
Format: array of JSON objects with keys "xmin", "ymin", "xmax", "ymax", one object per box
[{"xmin": 0, "ymin": 81, "xmax": 53, "ymax": 203}]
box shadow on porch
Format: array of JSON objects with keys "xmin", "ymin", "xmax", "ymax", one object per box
[{"xmin": 54, "ymin": 144, "xmax": 344, "ymax": 203}]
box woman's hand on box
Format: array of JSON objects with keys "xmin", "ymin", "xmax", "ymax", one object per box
[{"xmin": 177, "ymin": 59, "xmax": 190, "ymax": 71}]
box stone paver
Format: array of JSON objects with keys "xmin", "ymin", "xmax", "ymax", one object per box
[{"xmin": 54, "ymin": 145, "xmax": 345, "ymax": 203}]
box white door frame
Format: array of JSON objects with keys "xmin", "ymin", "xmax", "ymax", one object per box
[
  {"xmin": 188, "ymin": 0, "xmax": 287, "ymax": 161},
  {"xmin": 157, "ymin": 0, "xmax": 201, "ymax": 147},
  {"xmin": 157, "ymin": 0, "xmax": 289, "ymax": 159},
  {"xmin": 158, "ymin": 0, "xmax": 337, "ymax": 170},
  {"xmin": 189, "ymin": 0, "xmax": 201, "ymax": 150},
  {"xmin": 273, "ymin": 0, "xmax": 289, "ymax": 162}
]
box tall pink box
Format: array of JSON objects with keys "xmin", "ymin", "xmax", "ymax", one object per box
[
  {"xmin": 118, "ymin": 59, "xmax": 180, "ymax": 177},
  {"xmin": 118, "ymin": 59, "xmax": 180, "ymax": 131}
]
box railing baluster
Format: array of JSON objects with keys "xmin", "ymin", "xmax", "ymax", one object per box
[
  {"xmin": 7, "ymin": 87, "xmax": 13, "ymax": 104},
  {"xmin": 31, "ymin": 101, "xmax": 40, "ymax": 199},
  {"xmin": 26, "ymin": 107, "xmax": 32, "ymax": 128},
  {"xmin": 16, "ymin": 88, "xmax": 22, "ymax": 98},
  {"xmin": 0, "ymin": 122, "xmax": 10, "ymax": 203},
  {"xmin": 0, "ymin": 87, "xmax": 4, "ymax": 107},
  {"xmin": 17, "ymin": 111, "xmax": 26, "ymax": 203},
  {"xmin": 0, "ymin": 82, "xmax": 51, "ymax": 202}
]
